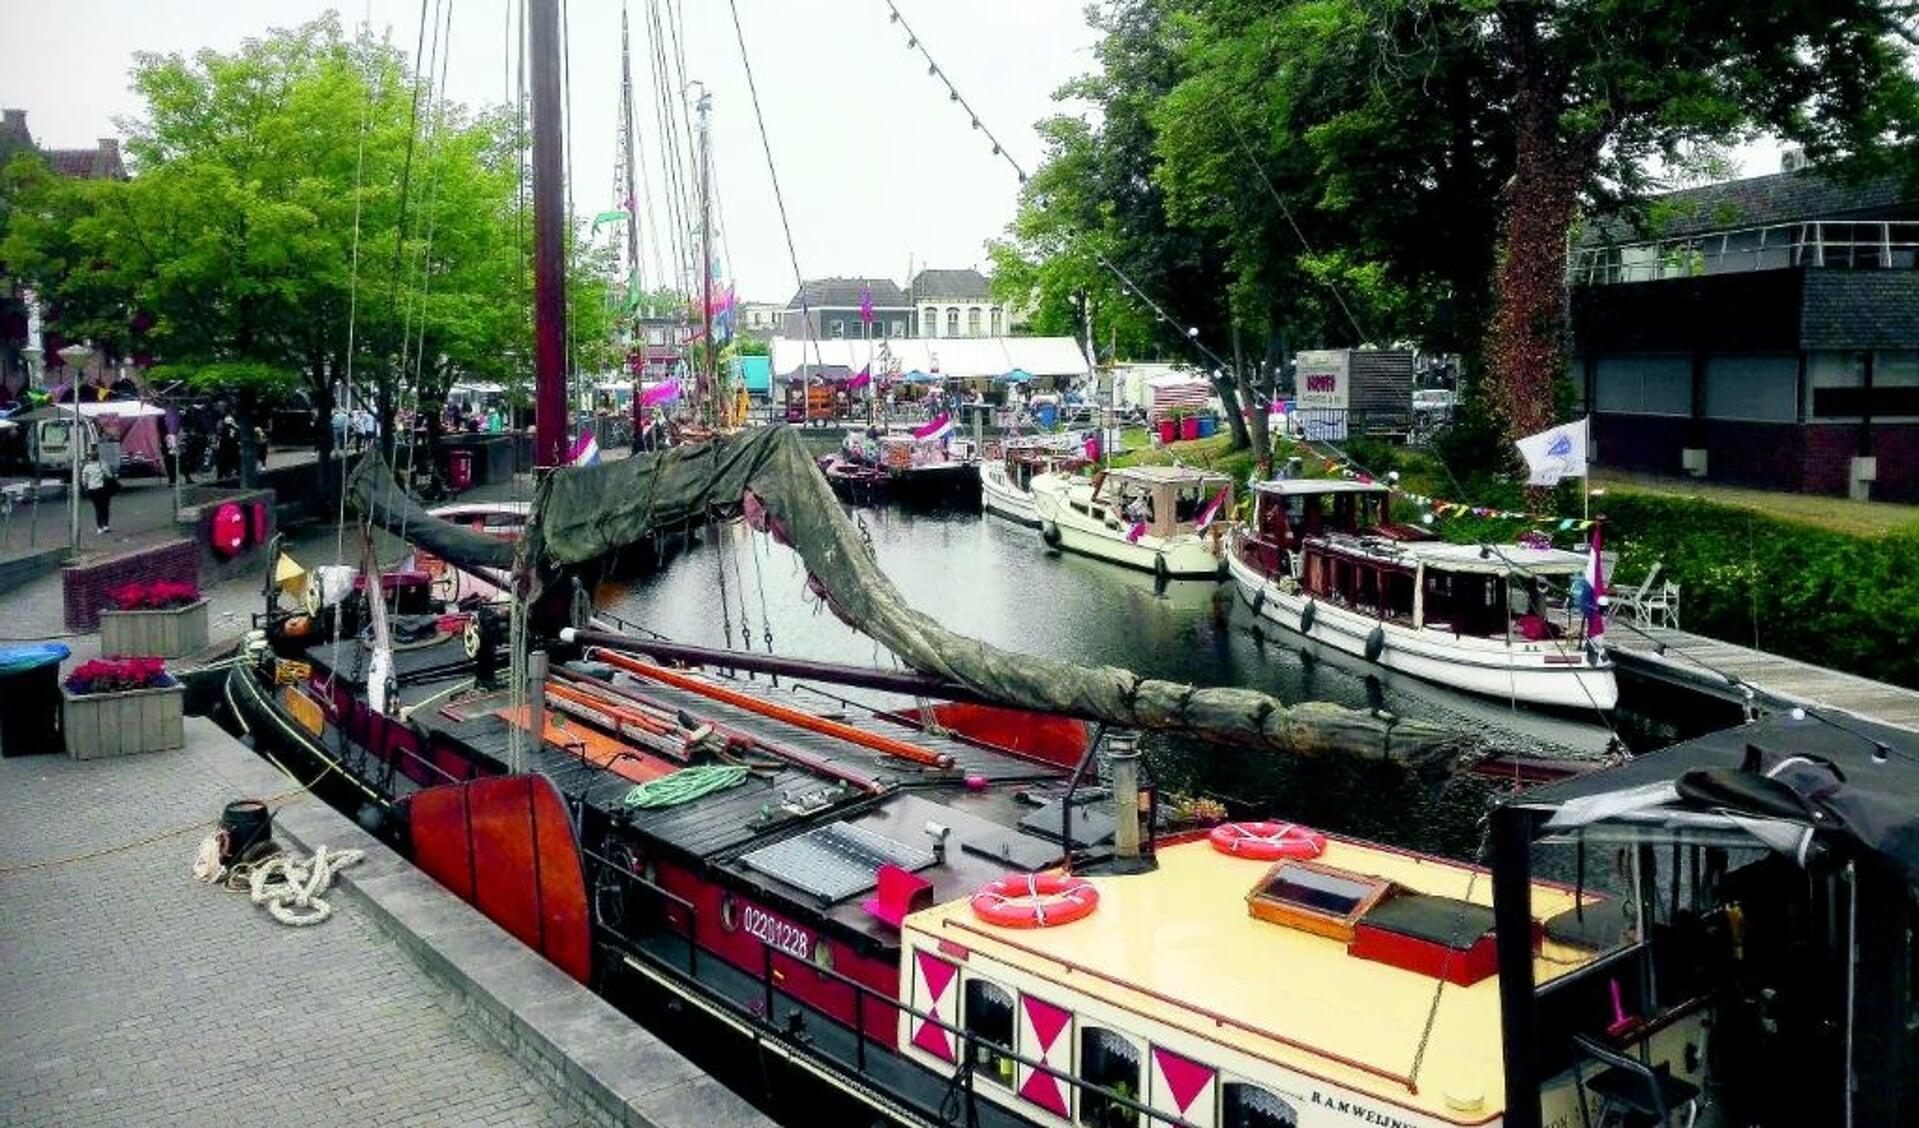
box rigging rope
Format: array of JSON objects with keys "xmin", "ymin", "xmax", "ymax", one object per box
[{"xmin": 622, "ymin": 764, "xmax": 750, "ymax": 809}]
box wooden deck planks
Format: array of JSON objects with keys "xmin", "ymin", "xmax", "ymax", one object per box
[{"xmin": 1609, "ymin": 624, "xmax": 1919, "ymax": 731}]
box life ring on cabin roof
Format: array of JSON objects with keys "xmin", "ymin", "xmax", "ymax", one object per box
[
  {"xmin": 970, "ymin": 872, "xmax": 1100, "ymax": 929},
  {"xmin": 1208, "ymin": 821, "xmax": 1327, "ymax": 862}
]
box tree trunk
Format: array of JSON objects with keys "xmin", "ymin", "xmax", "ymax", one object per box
[
  {"xmin": 309, "ymin": 359, "xmax": 336, "ymax": 509},
  {"xmin": 1212, "ymin": 370, "xmax": 1251, "ymax": 449},
  {"xmin": 236, "ymin": 385, "xmax": 260, "ymax": 490},
  {"xmin": 1487, "ymin": 6, "xmax": 1591, "ymax": 447},
  {"xmin": 1233, "ymin": 323, "xmax": 1271, "ymax": 477}
]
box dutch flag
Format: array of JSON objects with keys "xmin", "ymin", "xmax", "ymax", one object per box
[
  {"xmin": 567, "ymin": 432, "xmax": 601, "ymax": 467},
  {"xmin": 913, "ymin": 412, "xmax": 954, "ymax": 442}
]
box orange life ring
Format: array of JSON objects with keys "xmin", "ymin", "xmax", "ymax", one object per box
[
  {"xmin": 1208, "ymin": 821, "xmax": 1327, "ymax": 861},
  {"xmin": 970, "ymin": 872, "xmax": 1099, "ymax": 929}
]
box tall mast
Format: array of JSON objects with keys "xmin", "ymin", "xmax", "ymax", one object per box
[
  {"xmin": 619, "ymin": 3, "xmax": 641, "ymax": 292},
  {"xmin": 695, "ymin": 88, "xmax": 716, "ymax": 426},
  {"xmin": 529, "ymin": 0, "xmax": 568, "ymax": 469}
]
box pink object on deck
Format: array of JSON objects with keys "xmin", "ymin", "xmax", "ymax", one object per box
[{"xmin": 965, "ymin": 775, "xmax": 989, "ymax": 790}]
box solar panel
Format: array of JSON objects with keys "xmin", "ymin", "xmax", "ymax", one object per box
[{"xmin": 740, "ymin": 822, "xmax": 938, "ymax": 903}]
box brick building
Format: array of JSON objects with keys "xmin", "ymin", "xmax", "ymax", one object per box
[{"xmin": 1570, "ymin": 163, "xmax": 1919, "ymax": 501}]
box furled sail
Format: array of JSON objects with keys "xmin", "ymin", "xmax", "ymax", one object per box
[{"xmin": 354, "ymin": 427, "xmax": 1449, "ymax": 761}]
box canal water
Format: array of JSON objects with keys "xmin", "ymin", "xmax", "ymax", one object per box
[{"xmin": 608, "ymin": 505, "xmax": 1646, "ymax": 860}]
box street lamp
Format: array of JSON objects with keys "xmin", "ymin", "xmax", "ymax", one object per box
[{"xmin": 57, "ymin": 342, "xmax": 93, "ymax": 554}]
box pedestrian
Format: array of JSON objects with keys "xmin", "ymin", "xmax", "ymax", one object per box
[
  {"xmin": 181, "ymin": 421, "xmax": 204, "ymax": 483},
  {"xmin": 253, "ymin": 424, "xmax": 269, "ymax": 473},
  {"xmin": 215, "ymin": 414, "xmax": 240, "ymax": 479},
  {"xmin": 163, "ymin": 424, "xmax": 180, "ymax": 485},
  {"xmin": 81, "ymin": 450, "xmax": 117, "ymax": 534},
  {"xmin": 331, "ymin": 405, "xmax": 349, "ymax": 453}
]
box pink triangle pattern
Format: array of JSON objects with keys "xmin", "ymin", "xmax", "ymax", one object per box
[
  {"xmin": 1019, "ymin": 995, "xmax": 1072, "ymax": 1117},
  {"xmin": 1152, "ymin": 1046, "xmax": 1215, "ymax": 1115},
  {"xmin": 910, "ymin": 951, "xmax": 957, "ymax": 1061}
]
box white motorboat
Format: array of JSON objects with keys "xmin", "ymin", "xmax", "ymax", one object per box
[
  {"xmin": 979, "ymin": 438, "xmax": 1090, "ymax": 525},
  {"xmin": 1032, "ymin": 464, "xmax": 1233, "ymax": 579},
  {"xmin": 1227, "ymin": 479, "xmax": 1617, "ymax": 711}
]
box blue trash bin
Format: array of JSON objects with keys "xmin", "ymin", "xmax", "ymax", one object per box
[
  {"xmin": 1195, "ymin": 415, "xmax": 1218, "ymax": 438},
  {"xmin": 0, "ymin": 642, "xmax": 70, "ymax": 756},
  {"xmin": 1035, "ymin": 403, "xmax": 1058, "ymax": 429}
]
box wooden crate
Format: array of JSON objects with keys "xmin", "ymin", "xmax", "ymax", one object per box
[
  {"xmin": 98, "ymin": 599, "xmax": 209, "ymax": 659},
  {"xmin": 60, "ymin": 680, "xmax": 186, "ymax": 760}
]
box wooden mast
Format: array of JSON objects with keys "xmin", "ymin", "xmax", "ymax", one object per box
[{"xmin": 529, "ymin": 0, "xmax": 568, "ymax": 469}]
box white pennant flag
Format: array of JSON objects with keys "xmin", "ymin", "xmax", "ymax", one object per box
[{"xmin": 1514, "ymin": 417, "xmax": 1589, "ymax": 486}]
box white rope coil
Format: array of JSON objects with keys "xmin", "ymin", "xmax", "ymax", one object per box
[{"xmin": 245, "ymin": 845, "xmax": 365, "ymax": 927}]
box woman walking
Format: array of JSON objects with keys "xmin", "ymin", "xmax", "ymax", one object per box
[{"xmin": 80, "ymin": 451, "xmax": 117, "ymax": 535}]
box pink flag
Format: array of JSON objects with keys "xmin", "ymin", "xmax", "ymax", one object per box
[
  {"xmin": 913, "ymin": 412, "xmax": 953, "ymax": 441},
  {"xmin": 847, "ymin": 366, "xmax": 872, "ymax": 390},
  {"xmin": 859, "ymin": 285, "xmax": 874, "ymax": 325},
  {"xmin": 1195, "ymin": 486, "xmax": 1231, "ymax": 530},
  {"xmin": 1125, "ymin": 521, "xmax": 1148, "ymax": 543},
  {"xmin": 641, "ymin": 381, "xmax": 680, "ymax": 407}
]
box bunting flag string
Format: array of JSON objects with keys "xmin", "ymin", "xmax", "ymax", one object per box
[{"xmin": 1308, "ymin": 455, "xmax": 1597, "ymax": 531}]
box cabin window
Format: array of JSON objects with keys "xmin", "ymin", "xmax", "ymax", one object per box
[
  {"xmin": 1385, "ymin": 569, "xmax": 1415, "ymax": 620},
  {"xmin": 964, "ymin": 979, "xmax": 1017, "ymax": 1089},
  {"xmin": 1078, "ymin": 1026, "xmax": 1142, "ymax": 1128},
  {"xmin": 1222, "ymin": 1082, "xmax": 1299, "ymax": 1128}
]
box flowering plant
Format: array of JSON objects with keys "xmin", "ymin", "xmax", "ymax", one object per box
[
  {"xmin": 107, "ymin": 580, "xmax": 201, "ymax": 611},
  {"xmin": 1516, "ymin": 530, "xmax": 1554, "ymax": 551},
  {"xmin": 64, "ymin": 656, "xmax": 170, "ymax": 695}
]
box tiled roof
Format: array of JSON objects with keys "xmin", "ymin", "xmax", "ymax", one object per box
[
  {"xmin": 785, "ymin": 277, "xmax": 909, "ymax": 309},
  {"xmin": 1800, "ymin": 271, "xmax": 1919, "ymax": 350},
  {"xmin": 910, "ymin": 268, "xmax": 990, "ymax": 302},
  {"xmin": 1588, "ymin": 169, "xmax": 1914, "ymax": 244}
]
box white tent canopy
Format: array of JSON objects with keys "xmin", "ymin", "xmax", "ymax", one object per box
[
  {"xmin": 55, "ymin": 401, "xmax": 166, "ymax": 418},
  {"xmin": 770, "ymin": 336, "xmax": 1091, "ymax": 383}
]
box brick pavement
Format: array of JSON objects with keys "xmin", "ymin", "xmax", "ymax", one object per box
[{"xmin": 0, "ymin": 721, "xmax": 584, "ymax": 1128}]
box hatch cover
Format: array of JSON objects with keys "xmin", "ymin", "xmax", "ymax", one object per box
[{"xmin": 741, "ymin": 822, "xmax": 938, "ymax": 903}]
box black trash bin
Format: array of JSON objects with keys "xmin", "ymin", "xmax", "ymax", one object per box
[{"xmin": 0, "ymin": 643, "xmax": 71, "ymax": 756}]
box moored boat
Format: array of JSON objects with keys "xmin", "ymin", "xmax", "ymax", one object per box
[
  {"xmin": 1032, "ymin": 465, "xmax": 1234, "ymax": 580},
  {"xmin": 823, "ymin": 425, "xmax": 980, "ymax": 507},
  {"xmin": 980, "ymin": 437, "xmax": 1091, "ymax": 526},
  {"xmin": 1227, "ymin": 479, "xmax": 1617, "ymax": 711}
]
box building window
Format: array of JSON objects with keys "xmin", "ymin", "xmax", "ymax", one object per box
[
  {"xmin": 1222, "ymin": 1082, "xmax": 1299, "ymax": 1128},
  {"xmin": 990, "ymin": 308, "xmax": 1003, "ymax": 336},
  {"xmin": 967, "ymin": 308, "xmax": 983, "ymax": 337},
  {"xmin": 923, "ymin": 307, "xmax": 938, "ymax": 337},
  {"xmin": 1078, "ymin": 1026, "xmax": 1141, "ymax": 1128},
  {"xmin": 831, "ymin": 320, "xmax": 846, "ymax": 339},
  {"xmin": 963, "ymin": 980, "xmax": 1016, "ymax": 1089},
  {"xmin": 946, "ymin": 307, "xmax": 961, "ymax": 336},
  {"xmin": 890, "ymin": 319, "xmax": 905, "ymax": 338}
]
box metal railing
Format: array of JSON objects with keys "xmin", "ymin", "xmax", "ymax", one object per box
[
  {"xmin": 584, "ymin": 845, "xmax": 1203, "ymax": 1128},
  {"xmin": 1573, "ymin": 220, "xmax": 1919, "ymax": 284}
]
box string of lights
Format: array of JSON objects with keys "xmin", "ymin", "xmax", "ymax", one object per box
[{"xmin": 882, "ymin": 1, "xmax": 1027, "ymax": 182}]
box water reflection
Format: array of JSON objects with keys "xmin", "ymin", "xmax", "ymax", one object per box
[{"xmin": 609, "ymin": 505, "xmax": 1621, "ymax": 853}]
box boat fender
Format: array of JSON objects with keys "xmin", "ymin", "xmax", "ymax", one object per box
[
  {"xmin": 1249, "ymin": 589, "xmax": 1265, "ymax": 617},
  {"xmin": 719, "ymin": 893, "xmax": 740, "ymax": 932},
  {"xmin": 1154, "ymin": 553, "xmax": 1170, "ymax": 584},
  {"xmin": 1300, "ymin": 599, "xmax": 1317, "ymax": 634},
  {"xmin": 1365, "ymin": 626, "xmax": 1386, "ymax": 662},
  {"xmin": 1040, "ymin": 521, "xmax": 1061, "ymax": 549},
  {"xmin": 1208, "ymin": 821, "xmax": 1327, "ymax": 861},
  {"xmin": 568, "ymin": 578, "xmax": 591, "ymax": 629}
]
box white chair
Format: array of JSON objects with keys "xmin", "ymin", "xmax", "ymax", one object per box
[
  {"xmin": 1639, "ymin": 580, "xmax": 1680, "ymax": 629},
  {"xmin": 1609, "ymin": 562, "xmax": 1662, "ymax": 625}
]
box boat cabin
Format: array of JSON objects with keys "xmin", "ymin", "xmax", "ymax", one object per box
[
  {"xmin": 897, "ymin": 831, "xmax": 1609, "ymax": 1127},
  {"xmin": 1491, "ymin": 711, "xmax": 1919, "ymax": 1127},
  {"xmin": 1085, "ymin": 466, "xmax": 1234, "ymax": 540}
]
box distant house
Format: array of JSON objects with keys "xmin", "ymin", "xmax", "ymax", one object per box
[
  {"xmin": 783, "ymin": 277, "xmax": 912, "ymax": 341},
  {"xmin": 1571, "ymin": 161, "xmax": 1919, "ymax": 501},
  {"xmin": 1, "ymin": 108, "xmax": 130, "ymax": 399},
  {"xmin": 910, "ymin": 267, "xmax": 1008, "ymax": 340},
  {"xmin": 736, "ymin": 300, "xmax": 785, "ymax": 344}
]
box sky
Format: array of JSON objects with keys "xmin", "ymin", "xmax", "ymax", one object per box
[{"xmin": 0, "ymin": 0, "xmax": 1102, "ymax": 304}]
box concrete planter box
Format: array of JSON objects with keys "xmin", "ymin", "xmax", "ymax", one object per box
[
  {"xmin": 61, "ymin": 679, "xmax": 186, "ymax": 760},
  {"xmin": 98, "ymin": 599, "xmax": 209, "ymax": 659}
]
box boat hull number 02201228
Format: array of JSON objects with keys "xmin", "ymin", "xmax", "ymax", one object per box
[{"xmin": 742, "ymin": 903, "xmax": 814, "ymax": 960}]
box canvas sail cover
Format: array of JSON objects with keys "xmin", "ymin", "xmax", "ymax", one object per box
[{"xmin": 353, "ymin": 427, "xmax": 1446, "ymax": 760}]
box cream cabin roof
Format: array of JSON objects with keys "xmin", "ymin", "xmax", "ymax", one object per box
[{"xmin": 904, "ymin": 836, "xmax": 1597, "ymax": 1124}]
